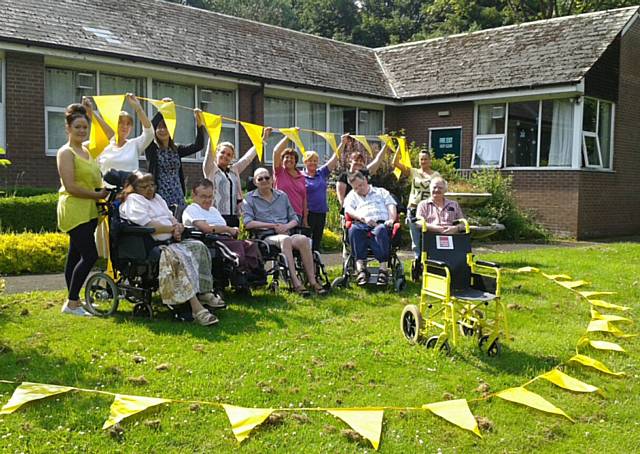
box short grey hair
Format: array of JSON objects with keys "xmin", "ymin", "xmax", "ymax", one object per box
[
  {"xmin": 430, "ymin": 176, "xmax": 448, "ymax": 192},
  {"xmin": 253, "ymin": 167, "xmax": 270, "ymax": 178}
]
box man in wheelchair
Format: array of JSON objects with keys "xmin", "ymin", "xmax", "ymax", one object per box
[
  {"xmin": 343, "ymin": 171, "xmax": 397, "ymax": 286},
  {"xmin": 243, "ymin": 167, "xmax": 328, "ymax": 296},
  {"xmin": 183, "ymin": 179, "xmax": 265, "ymax": 288}
]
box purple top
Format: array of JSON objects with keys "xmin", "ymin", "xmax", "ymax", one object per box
[{"xmin": 304, "ymin": 164, "xmax": 331, "ymax": 213}]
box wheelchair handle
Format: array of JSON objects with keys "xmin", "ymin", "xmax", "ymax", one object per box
[
  {"xmin": 426, "ymin": 258, "xmax": 447, "ymax": 268},
  {"xmin": 476, "ymin": 260, "xmax": 500, "ymax": 268}
]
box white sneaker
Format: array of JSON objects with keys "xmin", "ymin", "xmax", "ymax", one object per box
[{"xmin": 61, "ymin": 301, "xmax": 93, "ymax": 317}]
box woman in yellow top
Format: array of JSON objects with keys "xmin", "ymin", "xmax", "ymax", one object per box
[{"xmin": 56, "ymin": 101, "xmax": 110, "ymax": 316}]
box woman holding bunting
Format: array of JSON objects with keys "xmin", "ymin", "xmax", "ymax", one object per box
[
  {"xmin": 272, "ymin": 128, "xmax": 308, "ymax": 227},
  {"xmin": 56, "ymin": 100, "xmax": 110, "ymax": 316},
  {"xmin": 97, "ymin": 94, "xmax": 153, "ymax": 174},
  {"xmin": 202, "ymin": 127, "xmax": 273, "ymax": 227},
  {"xmin": 301, "ymin": 135, "xmax": 342, "ymax": 251},
  {"xmin": 145, "ymin": 100, "xmax": 206, "ymax": 209}
]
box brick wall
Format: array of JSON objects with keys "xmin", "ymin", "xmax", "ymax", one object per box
[
  {"xmin": 4, "ymin": 52, "xmax": 53, "ymax": 188},
  {"xmin": 389, "ymin": 102, "xmax": 475, "ymax": 168},
  {"xmin": 577, "ymin": 21, "xmax": 640, "ymax": 238}
]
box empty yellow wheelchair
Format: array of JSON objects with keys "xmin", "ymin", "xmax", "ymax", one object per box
[{"xmin": 400, "ymin": 220, "xmax": 508, "ymax": 355}]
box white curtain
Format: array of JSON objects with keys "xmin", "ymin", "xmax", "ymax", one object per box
[{"xmin": 548, "ymin": 100, "xmax": 574, "ymax": 166}]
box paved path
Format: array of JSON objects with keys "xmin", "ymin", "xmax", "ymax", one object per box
[{"xmin": 0, "ymin": 239, "xmax": 616, "ymax": 295}]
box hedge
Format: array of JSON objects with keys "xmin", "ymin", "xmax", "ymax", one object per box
[
  {"xmin": 0, "ymin": 193, "xmax": 58, "ymax": 232},
  {"xmin": 0, "ymin": 232, "xmax": 68, "ymax": 275}
]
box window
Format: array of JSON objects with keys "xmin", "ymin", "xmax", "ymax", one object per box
[
  {"xmin": 152, "ymin": 80, "xmax": 195, "ymax": 146},
  {"xmin": 582, "ymin": 97, "xmax": 613, "ymax": 169},
  {"xmin": 199, "ymin": 87, "xmax": 237, "ymax": 158},
  {"xmin": 473, "ymin": 103, "xmax": 506, "ymax": 167},
  {"xmin": 297, "ymin": 100, "xmax": 327, "ymax": 160},
  {"xmin": 99, "ymin": 73, "xmax": 146, "ymax": 138},
  {"xmin": 45, "ymin": 68, "xmax": 97, "ymax": 153},
  {"xmin": 539, "ymin": 99, "xmax": 573, "ymax": 167},
  {"xmin": 330, "ymin": 105, "xmax": 356, "ymax": 135},
  {"xmin": 506, "ymin": 101, "xmax": 539, "ymax": 167},
  {"xmin": 264, "ymin": 97, "xmax": 295, "ymax": 163}
]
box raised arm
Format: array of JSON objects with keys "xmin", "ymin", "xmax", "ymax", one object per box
[
  {"xmin": 367, "ymin": 142, "xmax": 388, "ymax": 176},
  {"xmin": 336, "ymin": 180, "xmax": 348, "ymax": 207},
  {"xmin": 81, "ymin": 97, "xmax": 114, "ymax": 146},
  {"xmin": 235, "ymin": 126, "xmax": 272, "ymax": 174},
  {"xmin": 202, "ymin": 138, "xmax": 219, "ymax": 179},
  {"xmin": 272, "ymin": 132, "xmax": 290, "ymax": 172},
  {"xmin": 177, "ymin": 109, "xmax": 205, "ymax": 157}
]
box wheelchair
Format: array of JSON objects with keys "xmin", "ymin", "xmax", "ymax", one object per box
[
  {"xmin": 400, "ymin": 219, "xmax": 508, "ymax": 356},
  {"xmin": 331, "ymin": 212, "xmax": 406, "ymax": 292},
  {"xmin": 249, "ymin": 227, "xmax": 331, "ymax": 295}
]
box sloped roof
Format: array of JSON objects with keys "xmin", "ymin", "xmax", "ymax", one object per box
[
  {"xmin": 0, "ymin": 0, "xmax": 395, "ymax": 99},
  {"xmin": 375, "ymin": 6, "xmax": 639, "ymax": 100},
  {"xmin": 0, "ymin": 2, "xmax": 638, "ymax": 101}
]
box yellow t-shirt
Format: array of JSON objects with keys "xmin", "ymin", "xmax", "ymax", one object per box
[
  {"xmin": 57, "ymin": 149, "xmax": 102, "ymax": 233},
  {"xmin": 408, "ymin": 168, "xmax": 440, "ymax": 208}
]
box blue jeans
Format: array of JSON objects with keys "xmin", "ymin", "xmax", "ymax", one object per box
[
  {"xmin": 348, "ymin": 223, "xmax": 390, "ymax": 263},
  {"xmin": 409, "ymin": 220, "xmax": 421, "ymax": 259}
]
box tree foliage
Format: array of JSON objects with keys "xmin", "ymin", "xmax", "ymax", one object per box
[{"xmin": 164, "ymin": 0, "xmax": 639, "ymax": 47}]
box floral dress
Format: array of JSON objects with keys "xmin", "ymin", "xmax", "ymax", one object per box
[{"xmin": 156, "ymin": 149, "xmax": 185, "ymax": 209}]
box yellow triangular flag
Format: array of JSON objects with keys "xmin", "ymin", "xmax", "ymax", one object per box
[
  {"xmin": 93, "ymin": 94, "xmax": 125, "ymax": 144},
  {"xmin": 149, "ymin": 99, "xmax": 177, "ymax": 139},
  {"xmin": 241, "ymin": 122, "xmax": 264, "ymax": 161},
  {"xmin": 590, "ymin": 309, "xmax": 632, "ymax": 323},
  {"xmin": 352, "ymin": 135, "xmax": 373, "ymax": 157},
  {"xmin": 542, "ymin": 273, "xmax": 572, "ymax": 281},
  {"xmin": 586, "ymin": 339, "xmax": 626, "ymax": 352},
  {"xmin": 280, "ymin": 127, "xmax": 306, "ymax": 158},
  {"xmin": 579, "ymin": 291, "xmax": 615, "ymax": 298},
  {"xmin": 327, "ymin": 409, "xmax": 384, "ymax": 450},
  {"xmin": 222, "ymin": 404, "xmax": 273, "ymax": 443},
  {"xmin": 378, "ymin": 134, "xmax": 396, "ymax": 152},
  {"xmin": 539, "ymin": 369, "xmax": 600, "ymax": 393},
  {"xmin": 569, "ymin": 354, "xmax": 625, "ymax": 376},
  {"xmin": 314, "ymin": 131, "xmax": 338, "ymax": 156},
  {"xmin": 588, "ymin": 300, "xmax": 630, "ymax": 311},
  {"xmin": 423, "ymin": 399, "xmax": 481, "ymax": 438},
  {"xmin": 556, "ymin": 280, "xmax": 589, "ymax": 289},
  {"xmin": 587, "ymin": 319, "xmax": 625, "ymax": 336},
  {"xmin": 496, "ymin": 387, "xmax": 573, "ymax": 421},
  {"xmin": 88, "ymin": 116, "xmax": 111, "ymax": 159},
  {"xmin": 394, "ymin": 137, "xmax": 412, "ymax": 179},
  {"xmin": 0, "ymin": 382, "xmax": 75, "ymax": 414},
  {"xmin": 515, "ymin": 266, "xmax": 539, "ymax": 273},
  {"xmin": 102, "ymin": 394, "xmax": 170, "ymax": 429},
  {"xmin": 203, "ymin": 112, "xmax": 223, "ymax": 155}
]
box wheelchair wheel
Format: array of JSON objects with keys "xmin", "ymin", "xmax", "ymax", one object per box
[
  {"xmin": 84, "ymin": 272, "xmax": 119, "ymax": 316},
  {"xmin": 133, "ymin": 303, "xmax": 153, "ymax": 318},
  {"xmin": 331, "ymin": 276, "xmax": 348, "ymax": 289},
  {"xmin": 400, "ymin": 305, "xmax": 423, "ymax": 344},
  {"xmin": 425, "ymin": 335, "xmax": 451, "ymax": 355},
  {"xmin": 479, "ymin": 335, "xmax": 501, "ymax": 357}
]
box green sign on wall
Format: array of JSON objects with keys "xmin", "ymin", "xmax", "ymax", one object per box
[{"xmin": 430, "ymin": 128, "xmax": 462, "ymax": 168}]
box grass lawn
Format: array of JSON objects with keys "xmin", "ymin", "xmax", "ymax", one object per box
[{"xmin": 0, "ymin": 243, "xmax": 638, "ymax": 453}]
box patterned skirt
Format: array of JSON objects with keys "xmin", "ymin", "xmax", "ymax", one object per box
[{"xmin": 157, "ymin": 240, "xmax": 213, "ymax": 305}]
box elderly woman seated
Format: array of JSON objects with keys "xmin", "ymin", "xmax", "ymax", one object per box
[
  {"xmin": 119, "ymin": 171, "xmax": 222, "ymax": 326},
  {"xmin": 416, "ymin": 176, "xmax": 465, "ymax": 234},
  {"xmin": 242, "ymin": 167, "xmax": 327, "ymax": 296}
]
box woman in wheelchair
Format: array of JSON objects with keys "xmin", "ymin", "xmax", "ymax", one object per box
[
  {"xmin": 416, "ymin": 176, "xmax": 465, "ymax": 234},
  {"xmin": 119, "ymin": 172, "xmax": 221, "ymax": 326},
  {"xmin": 243, "ymin": 167, "xmax": 328, "ymax": 296}
]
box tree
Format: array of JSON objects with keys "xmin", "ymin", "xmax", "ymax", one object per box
[{"xmin": 297, "ymin": 0, "xmax": 360, "ymax": 42}]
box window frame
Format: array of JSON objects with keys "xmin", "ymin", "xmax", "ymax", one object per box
[
  {"xmin": 471, "ymin": 134, "xmax": 505, "ymax": 168},
  {"xmin": 581, "ymin": 97, "xmax": 614, "ymax": 170}
]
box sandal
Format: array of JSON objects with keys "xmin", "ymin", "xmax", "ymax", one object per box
[
  {"xmin": 376, "ymin": 269, "xmax": 389, "ymax": 286},
  {"xmin": 356, "ymin": 270, "xmax": 369, "ymax": 286},
  {"xmin": 292, "ymin": 286, "xmax": 311, "ymax": 297},
  {"xmin": 193, "ymin": 309, "xmax": 219, "ymax": 326},
  {"xmin": 313, "ymin": 284, "xmax": 329, "ymax": 296}
]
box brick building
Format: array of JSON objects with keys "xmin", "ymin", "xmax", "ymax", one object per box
[{"xmin": 0, "ymin": 1, "xmax": 638, "ymax": 238}]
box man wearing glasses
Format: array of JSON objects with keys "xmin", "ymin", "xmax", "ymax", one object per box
[{"xmin": 243, "ymin": 168, "xmax": 326, "ymax": 295}]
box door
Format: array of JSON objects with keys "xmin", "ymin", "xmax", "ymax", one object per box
[{"xmin": 430, "ymin": 128, "xmax": 462, "ymax": 168}]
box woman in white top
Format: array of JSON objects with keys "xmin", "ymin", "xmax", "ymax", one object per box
[
  {"xmin": 202, "ymin": 127, "xmax": 272, "ymax": 227},
  {"xmin": 98, "ymin": 94, "xmax": 153, "ymax": 174}
]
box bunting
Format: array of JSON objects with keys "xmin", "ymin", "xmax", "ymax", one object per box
[
  {"xmin": 394, "ymin": 136, "xmax": 411, "ymax": 179},
  {"xmin": 202, "ymin": 112, "xmax": 223, "ymax": 155},
  {"xmin": 423, "ymin": 399, "xmax": 481, "ymax": 437},
  {"xmin": 148, "ymin": 99, "xmax": 177, "ymax": 139},
  {"xmin": 568, "ymin": 354, "xmax": 625, "ymax": 376},
  {"xmin": 496, "ymin": 387, "xmax": 573, "ymax": 421},
  {"xmin": 280, "ymin": 127, "xmax": 306, "ymax": 157},
  {"xmin": 222, "ymin": 404, "xmax": 273, "ymax": 443},
  {"xmin": 314, "ymin": 131, "xmax": 338, "ymax": 156},
  {"xmin": 241, "ymin": 122, "xmax": 265, "ymax": 161},
  {"xmin": 93, "ymin": 95, "xmax": 125, "ymax": 144},
  {"xmin": 538, "ymin": 369, "xmax": 600, "ymax": 394},
  {"xmin": 88, "ymin": 116, "xmax": 111, "ymax": 159},
  {"xmin": 327, "ymin": 409, "xmax": 384, "ymax": 450},
  {"xmin": 352, "ymin": 135, "xmax": 373, "ymax": 157},
  {"xmin": 0, "ymin": 382, "xmax": 74, "ymax": 414},
  {"xmin": 103, "ymin": 394, "xmax": 170, "ymax": 429}
]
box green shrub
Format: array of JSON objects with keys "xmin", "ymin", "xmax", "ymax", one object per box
[
  {"xmin": 0, "ymin": 193, "xmax": 59, "ymax": 232},
  {"xmin": 326, "ymin": 188, "xmax": 341, "ymax": 234},
  {"xmin": 0, "ymin": 232, "xmax": 69, "ymax": 275},
  {"xmin": 1, "ymin": 187, "xmax": 58, "ymax": 197},
  {"xmin": 320, "ymin": 229, "xmax": 342, "ymax": 251}
]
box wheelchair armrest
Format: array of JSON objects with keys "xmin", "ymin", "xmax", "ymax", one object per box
[
  {"xmin": 182, "ymin": 227, "xmax": 204, "ymax": 239},
  {"xmin": 476, "ymin": 260, "xmax": 500, "ymax": 269},
  {"xmin": 121, "ymin": 225, "xmax": 155, "ymax": 235},
  {"xmin": 205, "ymin": 233, "xmax": 233, "ymax": 241},
  {"xmin": 426, "ymin": 258, "xmax": 448, "ymax": 268}
]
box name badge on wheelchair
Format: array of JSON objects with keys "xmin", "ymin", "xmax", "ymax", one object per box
[{"xmin": 435, "ymin": 235, "xmax": 454, "ymax": 250}]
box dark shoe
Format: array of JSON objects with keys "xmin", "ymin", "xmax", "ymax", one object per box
[
  {"xmin": 292, "ymin": 286, "xmax": 311, "ymax": 297},
  {"xmin": 376, "ymin": 269, "xmax": 389, "ymax": 286},
  {"xmin": 356, "ymin": 270, "xmax": 368, "ymax": 286},
  {"xmin": 313, "ymin": 285, "xmax": 329, "ymax": 296}
]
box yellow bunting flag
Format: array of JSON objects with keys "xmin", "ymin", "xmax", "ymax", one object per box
[
  {"xmin": 93, "ymin": 95, "xmax": 125, "ymax": 143},
  {"xmin": 539, "ymin": 369, "xmax": 600, "ymax": 393},
  {"xmin": 222, "ymin": 404, "xmax": 273, "ymax": 443},
  {"xmin": 0, "ymin": 382, "xmax": 74, "ymax": 414},
  {"xmin": 569, "ymin": 354, "xmax": 625, "ymax": 376},
  {"xmin": 588, "ymin": 300, "xmax": 630, "ymax": 312},
  {"xmin": 327, "ymin": 409, "xmax": 384, "ymax": 450},
  {"xmin": 423, "ymin": 399, "xmax": 481, "ymax": 438},
  {"xmin": 393, "ymin": 137, "xmax": 412, "ymax": 179},
  {"xmin": 149, "ymin": 99, "xmax": 177, "ymax": 139},
  {"xmin": 579, "ymin": 291, "xmax": 616, "ymax": 299},
  {"xmin": 496, "ymin": 387, "xmax": 573, "ymax": 421},
  {"xmin": 378, "ymin": 134, "xmax": 396, "ymax": 152},
  {"xmin": 202, "ymin": 112, "xmax": 223, "ymax": 155},
  {"xmin": 542, "ymin": 273, "xmax": 572, "ymax": 281},
  {"xmin": 590, "ymin": 309, "xmax": 632, "ymax": 323},
  {"xmin": 280, "ymin": 127, "xmax": 306, "ymax": 157},
  {"xmin": 587, "ymin": 319, "xmax": 625, "ymax": 336},
  {"xmin": 103, "ymin": 394, "xmax": 170, "ymax": 429},
  {"xmin": 516, "ymin": 266, "xmax": 540, "ymax": 273},
  {"xmin": 314, "ymin": 131, "xmax": 338, "ymax": 156},
  {"xmin": 88, "ymin": 119, "xmax": 111, "ymax": 159},
  {"xmin": 582, "ymin": 338, "xmax": 626, "ymax": 352},
  {"xmin": 352, "ymin": 135, "xmax": 374, "ymax": 157},
  {"xmin": 556, "ymin": 280, "xmax": 589, "ymax": 289},
  {"xmin": 241, "ymin": 122, "xmax": 265, "ymax": 161}
]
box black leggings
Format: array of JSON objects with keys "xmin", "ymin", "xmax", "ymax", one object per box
[
  {"xmin": 65, "ymin": 218, "xmax": 99, "ymax": 301},
  {"xmin": 307, "ymin": 211, "xmax": 326, "ymax": 252}
]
